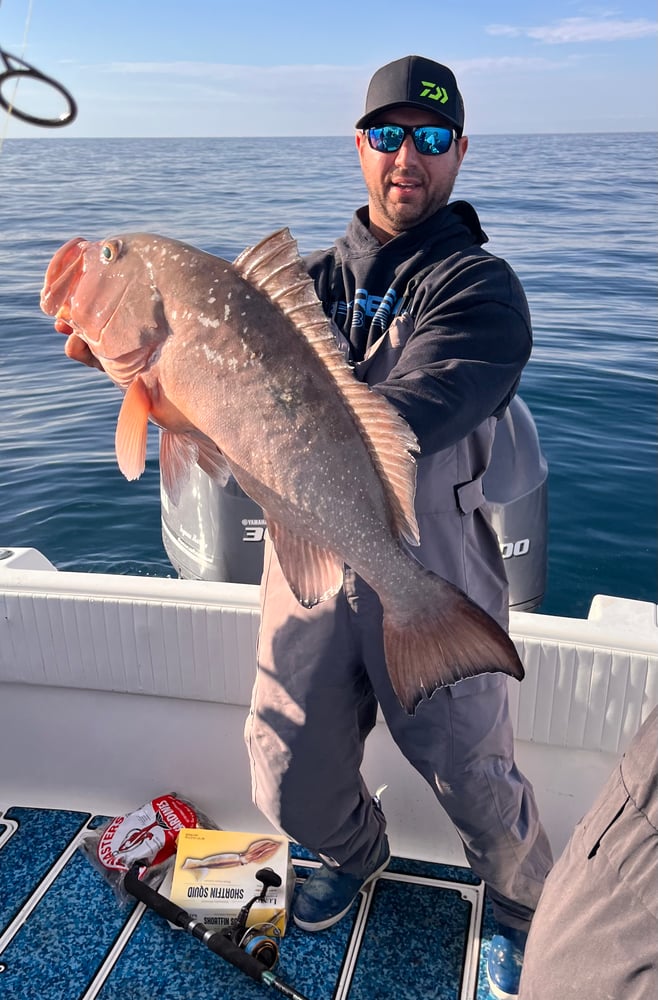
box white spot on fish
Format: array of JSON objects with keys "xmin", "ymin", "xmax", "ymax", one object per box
[
  {"xmin": 198, "ymin": 315, "xmax": 220, "ymax": 329},
  {"xmin": 202, "ymin": 344, "xmax": 222, "ymax": 364},
  {"xmin": 224, "ymin": 304, "xmax": 231, "ymax": 321}
]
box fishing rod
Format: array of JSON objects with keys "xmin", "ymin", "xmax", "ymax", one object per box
[
  {"xmin": 124, "ymin": 864, "xmax": 313, "ymax": 1000},
  {"xmin": 0, "ymin": 45, "xmax": 77, "ymax": 126}
]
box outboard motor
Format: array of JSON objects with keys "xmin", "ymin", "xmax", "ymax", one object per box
[
  {"xmin": 161, "ymin": 395, "xmax": 547, "ymax": 611},
  {"xmin": 483, "ymin": 396, "xmax": 548, "ymax": 611},
  {"xmin": 161, "ymin": 468, "xmax": 266, "ymax": 585}
]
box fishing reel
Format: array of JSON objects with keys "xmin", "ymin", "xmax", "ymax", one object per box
[{"xmin": 222, "ymin": 866, "xmax": 282, "ymax": 970}]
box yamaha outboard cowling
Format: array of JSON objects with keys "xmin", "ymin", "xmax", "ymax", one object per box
[
  {"xmin": 483, "ymin": 396, "xmax": 548, "ymax": 610},
  {"xmin": 161, "ymin": 395, "xmax": 547, "ymax": 611},
  {"xmin": 161, "ymin": 470, "xmax": 266, "ymax": 585}
]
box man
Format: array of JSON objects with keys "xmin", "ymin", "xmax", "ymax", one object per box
[
  {"xmin": 519, "ymin": 706, "xmax": 658, "ymax": 1000},
  {"xmin": 244, "ymin": 53, "xmax": 553, "ymax": 999}
]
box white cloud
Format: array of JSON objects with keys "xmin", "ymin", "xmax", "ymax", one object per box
[
  {"xmin": 454, "ymin": 56, "xmax": 566, "ymax": 73},
  {"xmin": 487, "ymin": 17, "xmax": 657, "ymax": 44}
]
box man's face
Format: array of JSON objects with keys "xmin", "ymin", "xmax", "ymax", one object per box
[{"xmin": 355, "ymin": 107, "xmax": 468, "ymax": 242}]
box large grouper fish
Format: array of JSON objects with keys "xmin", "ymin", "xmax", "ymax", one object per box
[{"xmin": 40, "ymin": 227, "xmax": 524, "ymax": 712}]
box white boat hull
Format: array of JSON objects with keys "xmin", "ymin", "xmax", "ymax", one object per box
[{"xmin": 1, "ymin": 547, "xmax": 656, "ymax": 863}]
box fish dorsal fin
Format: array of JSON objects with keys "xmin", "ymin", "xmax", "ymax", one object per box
[
  {"xmin": 234, "ymin": 229, "xmax": 420, "ymax": 547},
  {"xmin": 266, "ymin": 515, "xmax": 344, "ymax": 607}
]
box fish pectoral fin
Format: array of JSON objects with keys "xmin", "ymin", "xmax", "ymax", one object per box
[
  {"xmin": 159, "ymin": 432, "xmax": 231, "ymax": 506},
  {"xmin": 159, "ymin": 431, "xmax": 197, "ymax": 505},
  {"xmin": 195, "ymin": 436, "xmax": 231, "ymax": 487},
  {"xmin": 266, "ymin": 517, "xmax": 344, "ymax": 607},
  {"xmin": 115, "ymin": 376, "xmax": 152, "ymax": 481}
]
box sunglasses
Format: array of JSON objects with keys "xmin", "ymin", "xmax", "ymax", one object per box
[{"xmin": 363, "ymin": 124, "xmax": 456, "ymax": 156}]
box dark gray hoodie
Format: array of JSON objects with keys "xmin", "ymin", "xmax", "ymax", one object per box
[
  {"xmin": 305, "ymin": 200, "xmax": 533, "ymax": 625},
  {"xmin": 306, "ymin": 200, "xmax": 532, "ymax": 456}
]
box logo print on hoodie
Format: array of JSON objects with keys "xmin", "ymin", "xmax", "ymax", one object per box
[{"xmin": 350, "ymin": 286, "xmax": 402, "ymax": 337}]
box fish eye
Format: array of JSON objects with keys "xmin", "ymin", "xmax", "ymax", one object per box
[{"xmin": 100, "ymin": 240, "xmax": 121, "ymax": 263}]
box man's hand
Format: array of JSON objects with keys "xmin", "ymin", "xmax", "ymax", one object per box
[{"xmin": 63, "ymin": 332, "xmax": 105, "ymax": 372}]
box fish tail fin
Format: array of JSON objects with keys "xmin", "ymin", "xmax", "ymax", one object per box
[{"xmin": 382, "ymin": 569, "xmax": 524, "ymax": 714}]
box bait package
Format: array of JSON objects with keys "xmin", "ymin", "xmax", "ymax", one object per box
[
  {"xmin": 170, "ymin": 828, "xmax": 294, "ymax": 935},
  {"xmin": 79, "ymin": 793, "xmax": 219, "ymax": 903}
]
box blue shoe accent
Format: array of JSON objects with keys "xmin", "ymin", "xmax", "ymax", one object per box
[
  {"xmin": 292, "ymin": 838, "xmax": 390, "ymax": 932},
  {"xmin": 486, "ymin": 924, "xmax": 528, "ymax": 1000}
]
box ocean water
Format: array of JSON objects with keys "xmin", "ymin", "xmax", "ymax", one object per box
[{"xmin": 0, "ymin": 133, "xmax": 656, "ymax": 618}]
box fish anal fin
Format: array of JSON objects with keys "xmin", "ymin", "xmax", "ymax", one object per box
[
  {"xmin": 266, "ymin": 516, "xmax": 344, "ymax": 607},
  {"xmin": 115, "ymin": 376, "xmax": 152, "ymax": 481},
  {"xmin": 383, "ymin": 569, "xmax": 525, "ymax": 714}
]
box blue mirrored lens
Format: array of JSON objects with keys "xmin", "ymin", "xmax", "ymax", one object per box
[
  {"xmin": 413, "ymin": 126, "xmax": 454, "ymax": 154},
  {"xmin": 367, "ymin": 125, "xmax": 454, "ymax": 155}
]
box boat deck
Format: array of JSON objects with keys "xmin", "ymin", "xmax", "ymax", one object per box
[
  {"xmin": 2, "ymin": 560, "xmax": 657, "ymax": 999},
  {"xmin": 0, "ymin": 804, "xmax": 496, "ymax": 1000}
]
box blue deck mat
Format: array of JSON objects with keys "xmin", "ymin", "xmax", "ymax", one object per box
[
  {"xmin": 0, "ymin": 807, "xmax": 496, "ymax": 1000},
  {"xmin": 0, "ymin": 843, "xmax": 139, "ymax": 999},
  {"xmin": 0, "ymin": 807, "xmax": 91, "ymax": 931}
]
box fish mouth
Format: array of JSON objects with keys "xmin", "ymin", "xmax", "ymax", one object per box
[
  {"xmin": 54, "ymin": 311, "xmax": 73, "ymax": 334},
  {"xmin": 40, "ymin": 236, "xmax": 88, "ymax": 325}
]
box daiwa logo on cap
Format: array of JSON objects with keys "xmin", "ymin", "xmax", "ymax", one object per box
[
  {"xmin": 419, "ymin": 81, "xmax": 450, "ymax": 105},
  {"xmin": 355, "ymin": 55, "xmax": 464, "ymax": 135}
]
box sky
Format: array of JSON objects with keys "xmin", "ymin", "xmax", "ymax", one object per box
[{"xmin": 0, "ymin": 0, "xmax": 656, "ymax": 138}]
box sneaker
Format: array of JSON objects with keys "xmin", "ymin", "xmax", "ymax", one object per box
[
  {"xmin": 292, "ymin": 837, "xmax": 390, "ymax": 932},
  {"xmin": 486, "ymin": 924, "xmax": 528, "ymax": 1000}
]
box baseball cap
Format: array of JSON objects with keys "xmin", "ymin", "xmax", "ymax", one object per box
[{"xmin": 355, "ymin": 55, "xmax": 464, "ymax": 136}]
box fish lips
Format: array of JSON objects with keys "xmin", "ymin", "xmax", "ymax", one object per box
[{"xmin": 40, "ymin": 236, "xmax": 89, "ymax": 328}]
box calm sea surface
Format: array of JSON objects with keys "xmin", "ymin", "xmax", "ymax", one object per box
[{"xmin": 0, "ymin": 134, "xmax": 656, "ymax": 618}]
